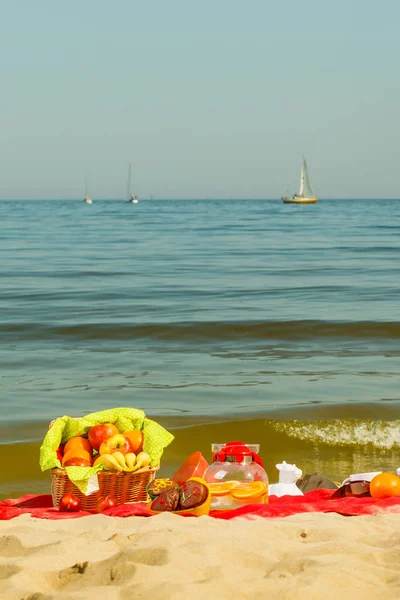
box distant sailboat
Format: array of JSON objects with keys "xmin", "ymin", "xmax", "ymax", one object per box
[
  {"xmin": 282, "ymin": 158, "xmax": 318, "ymax": 204},
  {"xmin": 126, "ymin": 163, "xmax": 139, "ymax": 204},
  {"xmin": 83, "ymin": 172, "xmax": 92, "ymax": 204}
]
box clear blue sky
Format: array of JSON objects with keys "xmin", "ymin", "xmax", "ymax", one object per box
[{"xmin": 1, "ymin": 0, "xmax": 399, "ymax": 199}]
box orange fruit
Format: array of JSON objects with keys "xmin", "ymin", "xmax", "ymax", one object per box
[
  {"xmin": 62, "ymin": 448, "xmax": 92, "ymax": 467},
  {"xmin": 230, "ymin": 481, "xmax": 268, "ymax": 500},
  {"xmin": 124, "ymin": 430, "xmax": 144, "ymax": 453},
  {"xmin": 370, "ymin": 472, "xmax": 400, "ymax": 499},
  {"xmin": 208, "ymin": 482, "xmax": 238, "ymax": 496},
  {"xmin": 64, "ymin": 436, "xmax": 92, "ymax": 455}
]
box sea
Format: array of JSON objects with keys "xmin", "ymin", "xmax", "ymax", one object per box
[{"xmin": 1, "ymin": 198, "xmax": 400, "ymax": 498}]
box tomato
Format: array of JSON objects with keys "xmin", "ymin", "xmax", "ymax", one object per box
[
  {"xmin": 95, "ymin": 495, "xmax": 118, "ymax": 513},
  {"xmin": 59, "ymin": 494, "xmax": 81, "ymax": 512}
]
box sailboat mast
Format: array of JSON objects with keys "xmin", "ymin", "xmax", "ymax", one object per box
[
  {"xmin": 299, "ymin": 160, "xmax": 306, "ymax": 197},
  {"xmin": 127, "ymin": 163, "xmax": 132, "ymax": 199}
]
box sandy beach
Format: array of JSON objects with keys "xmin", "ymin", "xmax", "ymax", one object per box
[{"xmin": 1, "ymin": 511, "xmax": 400, "ymax": 600}]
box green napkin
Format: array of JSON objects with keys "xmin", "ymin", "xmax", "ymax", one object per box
[{"xmin": 39, "ymin": 407, "xmax": 174, "ymax": 494}]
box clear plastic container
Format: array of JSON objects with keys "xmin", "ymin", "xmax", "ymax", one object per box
[{"xmin": 204, "ymin": 445, "xmax": 268, "ymax": 509}]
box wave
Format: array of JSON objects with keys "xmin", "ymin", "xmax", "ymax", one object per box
[
  {"xmin": 270, "ymin": 419, "xmax": 400, "ymax": 450},
  {"xmin": 1, "ymin": 320, "xmax": 400, "ymax": 343}
]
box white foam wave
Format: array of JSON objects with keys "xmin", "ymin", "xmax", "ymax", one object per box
[{"xmin": 272, "ymin": 419, "xmax": 400, "ymax": 450}]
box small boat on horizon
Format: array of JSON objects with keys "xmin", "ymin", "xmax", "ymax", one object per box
[
  {"xmin": 126, "ymin": 163, "xmax": 139, "ymax": 204},
  {"xmin": 282, "ymin": 158, "xmax": 318, "ymax": 204},
  {"xmin": 83, "ymin": 172, "xmax": 93, "ymax": 204}
]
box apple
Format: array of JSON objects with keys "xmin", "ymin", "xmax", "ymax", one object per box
[
  {"xmin": 99, "ymin": 434, "xmax": 133, "ymax": 456},
  {"xmin": 62, "ymin": 456, "xmax": 92, "ymax": 468},
  {"xmin": 56, "ymin": 444, "xmax": 65, "ymax": 463},
  {"xmin": 88, "ymin": 423, "xmax": 119, "ymax": 451},
  {"xmin": 95, "ymin": 495, "xmax": 118, "ymax": 513},
  {"xmin": 59, "ymin": 494, "xmax": 81, "ymax": 512}
]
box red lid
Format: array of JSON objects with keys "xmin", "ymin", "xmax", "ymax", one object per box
[
  {"xmin": 172, "ymin": 452, "xmax": 209, "ymax": 484},
  {"xmin": 217, "ymin": 441, "xmax": 264, "ymax": 468}
]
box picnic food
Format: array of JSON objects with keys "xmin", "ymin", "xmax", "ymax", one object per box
[
  {"xmin": 151, "ymin": 483, "xmax": 181, "ymax": 511},
  {"xmin": 59, "ymin": 494, "xmax": 81, "ymax": 512},
  {"xmin": 55, "ymin": 423, "xmax": 150, "ymax": 473},
  {"xmin": 207, "ymin": 480, "xmax": 268, "ymax": 509},
  {"xmin": 62, "ymin": 456, "xmax": 92, "ymax": 468},
  {"xmin": 370, "ymin": 472, "xmax": 400, "ymax": 499},
  {"xmin": 61, "ymin": 448, "xmax": 92, "ymax": 467},
  {"xmin": 149, "ymin": 477, "xmax": 210, "ymax": 514},
  {"xmin": 124, "ymin": 430, "xmax": 144, "ymax": 453},
  {"xmin": 147, "ymin": 478, "xmax": 176, "ymax": 499},
  {"xmin": 88, "ymin": 423, "xmax": 119, "ymax": 451},
  {"xmin": 179, "ymin": 479, "xmax": 209, "ymax": 510},
  {"xmin": 64, "ymin": 437, "xmax": 92, "ymax": 455},
  {"xmin": 95, "ymin": 495, "xmax": 118, "ymax": 513},
  {"xmin": 99, "ymin": 434, "xmax": 133, "ymax": 456}
]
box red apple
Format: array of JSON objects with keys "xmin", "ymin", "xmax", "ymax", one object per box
[
  {"xmin": 99, "ymin": 434, "xmax": 133, "ymax": 456},
  {"xmin": 56, "ymin": 444, "xmax": 65, "ymax": 462},
  {"xmin": 62, "ymin": 456, "xmax": 92, "ymax": 468},
  {"xmin": 88, "ymin": 423, "xmax": 119, "ymax": 451},
  {"xmin": 59, "ymin": 494, "xmax": 81, "ymax": 512},
  {"xmin": 95, "ymin": 495, "xmax": 118, "ymax": 513}
]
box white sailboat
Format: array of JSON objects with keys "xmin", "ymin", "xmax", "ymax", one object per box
[
  {"xmin": 126, "ymin": 163, "xmax": 139, "ymax": 204},
  {"xmin": 83, "ymin": 173, "xmax": 92, "ymax": 204},
  {"xmin": 282, "ymin": 158, "xmax": 318, "ymax": 204}
]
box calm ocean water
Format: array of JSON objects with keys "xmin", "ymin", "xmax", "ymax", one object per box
[{"xmin": 1, "ymin": 198, "xmax": 399, "ymax": 496}]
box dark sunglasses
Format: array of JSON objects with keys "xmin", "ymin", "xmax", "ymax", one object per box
[{"xmin": 332, "ymin": 480, "xmax": 371, "ymax": 498}]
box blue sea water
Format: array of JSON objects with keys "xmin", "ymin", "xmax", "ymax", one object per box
[{"xmin": 0, "ymin": 198, "xmax": 399, "ymax": 430}]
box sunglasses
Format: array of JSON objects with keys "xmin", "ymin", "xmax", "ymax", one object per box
[{"xmin": 332, "ymin": 480, "xmax": 371, "ymax": 498}]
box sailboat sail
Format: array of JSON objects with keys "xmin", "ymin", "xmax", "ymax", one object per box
[
  {"xmin": 127, "ymin": 163, "xmax": 132, "ymax": 200},
  {"xmin": 83, "ymin": 171, "xmax": 92, "ymax": 204},
  {"xmin": 299, "ymin": 163, "xmax": 305, "ymax": 197},
  {"xmin": 301, "ymin": 159, "xmax": 316, "ymax": 198},
  {"xmin": 282, "ymin": 157, "xmax": 318, "ymax": 204},
  {"xmin": 126, "ymin": 163, "xmax": 139, "ymax": 203}
]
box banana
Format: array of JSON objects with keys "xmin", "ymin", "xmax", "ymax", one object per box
[
  {"xmin": 93, "ymin": 453, "xmax": 123, "ymax": 472},
  {"xmin": 112, "ymin": 451, "xmax": 128, "ymax": 470},
  {"xmin": 135, "ymin": 451, "xmax": 151, "ymax": 469},
  {"xmin": 125, "ymin": 453, "xmax": 137, "ymax": 471}
]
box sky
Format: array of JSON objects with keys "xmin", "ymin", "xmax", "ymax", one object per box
[{"xmin": 0, "ymin": 0, "xmax": 399, "ymax": 199}]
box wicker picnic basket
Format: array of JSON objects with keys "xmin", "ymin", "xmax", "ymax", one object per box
[{"xmin": 51, "ymin": 465, "xmax": 159, "ymax": 510}]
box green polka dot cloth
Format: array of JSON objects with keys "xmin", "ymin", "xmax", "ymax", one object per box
[{"xmin": 39, "ymin": 407, "xmax": 174, "ymax": 495}]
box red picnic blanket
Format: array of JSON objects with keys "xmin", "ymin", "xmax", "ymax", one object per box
[{"xmin": 2, "ymin": 489, "xmax": 400, "ymax": 520}]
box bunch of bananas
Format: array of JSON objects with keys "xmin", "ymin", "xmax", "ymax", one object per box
[{"xmin": 93, "ymin": 451, "xmax": 151, "ymax": 473}]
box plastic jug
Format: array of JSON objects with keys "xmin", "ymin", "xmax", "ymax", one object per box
[{"xmin": 269, "ymin": 461, "xmax": 304, "ymax": 497}]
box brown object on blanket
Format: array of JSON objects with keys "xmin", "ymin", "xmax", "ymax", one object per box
[{"xmin": 297, "ymin": 473, "xmax": 339, "ymax": 493}]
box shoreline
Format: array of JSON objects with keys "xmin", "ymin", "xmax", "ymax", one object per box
[{"xmin": 2, "ymin": 405, "xmax": 400, "ymax": 500}]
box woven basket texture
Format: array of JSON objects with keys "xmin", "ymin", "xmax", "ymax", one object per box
[{"xmin": 51, "ymin": 466, "xmax": 158, "ymax": 510}]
